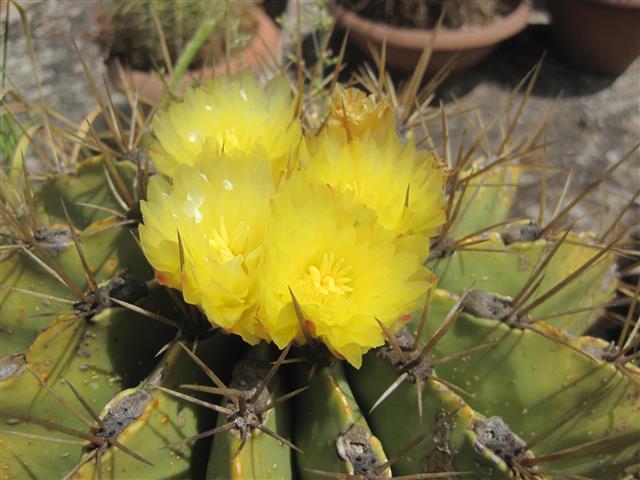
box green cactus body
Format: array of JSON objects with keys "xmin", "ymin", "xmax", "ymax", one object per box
[
  {"xmin": 428, "ymin": 231, "xmax": 616, "ymax": 333},
  {"xmin": 1, "ymin": 156, "xmax": 152, "ymax": 354},
  {"xmin": 0, "ymin": 225, "xmax": 152, "ymax": 354},
  {"xmin": 71, "ymin": 333, "xmax": 243, "ymax": 479},
  {"xmin": 0, "ymin": 286, "xmax": 176, "ymax": 479},
  {"xmin": 206, "ymin": 348, "xmax": 292, "ymax": 480},
  {"xmin": 206, "ymin": 414, "xmax": 292, "ymax": 480},
  {"xmin": 292, "ymin": 361, "xmax": 390, "ymax": 479},
  {"xmin": 346, "ymin": 351, "xmax": 514, "ymax": 478},
  {"xmin": 449, "ymin": 165, "xmax": 521, "ymax": 239},
  {"xmin": 414, "ymin": 289, "xmax": 640, "ymax": 477},
  {"xmin": 35, "ymin": 156, "xmax": 139, "ymax": 229}
]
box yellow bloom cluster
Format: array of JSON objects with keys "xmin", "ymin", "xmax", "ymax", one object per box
[
  {"xmin": 151, "ymin": 75, "xmax": 303, "ymax": 180},
  {"xmin": 140, "ymin": 74, "xmax": 446, "ymax": 367}
]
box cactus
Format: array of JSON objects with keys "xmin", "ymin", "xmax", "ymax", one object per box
[
  {"xmin": 2, "ymin": 10, "xmax": 639, "ymax": 480},
  {"xmin": 99, "ymin": 0, "xmax": 257, "ymax": 71}
]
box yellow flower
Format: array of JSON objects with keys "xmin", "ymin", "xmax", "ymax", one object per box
[
  {"xmin": 258, "ymin": 176, "xmax": 433, "ymax": 367},
  {"xmin": 142, "ymin": 75, "xmax": 447, "ymax": 363},
  {"xmin": 305, "ymin": 131, "xmax": 446, "ymax": 249},
  {"xmin": 152, "ymin": 74, "xmax": 303, "ymax": 180},
  {"xmin": 139, "ymin": 143, "xmax": 275, "ymax": 344},
  {"xmin": 317, "ymin": 85, "xmax": 395, "ymax": 144}
]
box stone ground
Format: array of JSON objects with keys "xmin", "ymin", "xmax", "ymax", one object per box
[{"xmin": 3, "ymin": 0, "xmax": 639, "ymax": 234}]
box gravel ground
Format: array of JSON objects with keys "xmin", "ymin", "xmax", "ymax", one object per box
[{"xmin": 4, "ymin": 0, "xmax": 639, "ymax": 234}]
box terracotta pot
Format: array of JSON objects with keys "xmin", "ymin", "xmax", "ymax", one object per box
[
  {"xmin": 328, "ymin": 0, "xmax": 532, "ymax": 74},
  {"xmin": 109, "ymin": 6, "xmax": 281, "ymax": 103},
  {"xmin": 550, "ymin": 0, "xmax": 640, "ymax": 75}
]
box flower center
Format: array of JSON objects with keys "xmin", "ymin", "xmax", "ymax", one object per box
[
  {"xmin": 301, "ymin": 252, "xmax": 353, "ymax": 303},
  {"xmin": 208, "ymin": 216, "xmax": 250, "ymax": 264}
]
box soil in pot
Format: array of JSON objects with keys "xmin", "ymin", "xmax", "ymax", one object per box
[
  {"xmin": 96, "ymin": 1, "xmax": 281, "ymax": 103},
  {"xmin": 336, "ymin": 0, "xmax": 521, "ymax": 29}
]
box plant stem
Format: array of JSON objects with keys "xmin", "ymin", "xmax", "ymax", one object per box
[{"xmin": 169, "ymin": 15, "xmax": 220, "ymax": 92}]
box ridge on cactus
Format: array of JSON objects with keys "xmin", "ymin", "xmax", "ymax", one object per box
[{"xmin": 141, "ymin": 77, "xmax": 446, "ymax": 366}]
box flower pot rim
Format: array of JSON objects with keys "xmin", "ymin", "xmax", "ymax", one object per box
[{"xmin": 329, "ymin": 0, "xmax": 532, "ymax": 51}]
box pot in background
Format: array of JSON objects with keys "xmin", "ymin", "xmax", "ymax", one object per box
[
  {"xmin": 549, "ymin": 0, "xmax": 640, "ymax": 75},
  {"xmin": 328, "ymin": 0, "xmax": 532, "ymax": 74},
  {"xmin": 109, "ymin": 6, "xmax": 281, "ymax": 103}
]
